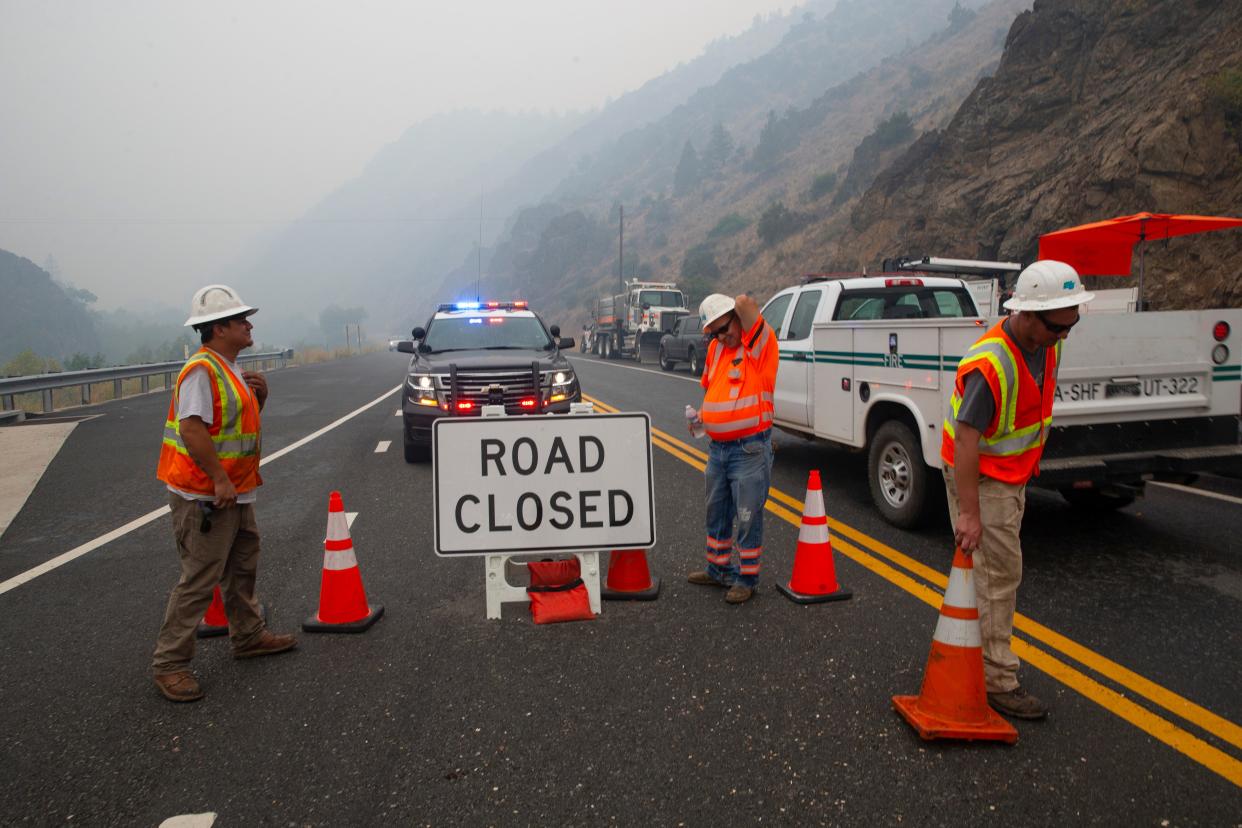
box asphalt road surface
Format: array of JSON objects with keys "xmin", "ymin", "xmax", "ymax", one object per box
[{"xmin": 1, "ymin": 350, "xmax": 1239, "ymax": 825}]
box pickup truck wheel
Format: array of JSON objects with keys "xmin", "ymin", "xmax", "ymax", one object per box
[
  {"xmin": 1059, "ymin": 488, "xmax": 1135, "ymax": 511},
  {"xmin": 688, "ymin": 348, "xmax": 701, "ymax": 376},
  {"xmin": 601, "ymin": 336, "xmax": 612, "ymax": 359},
  {"xmin": 659, "ymin": 346, "xmax": 674, "ymax": 371},
  {"xmin": 403, "ymin": 435, "xmax": 431, "ymax": 463},
  {"xmin": 633, "ymin": 341, "xmax": 643, "ymax": 363},
  {"xmin": 868, "ymin": 420, "xmax": 936, "ymax": 528}
]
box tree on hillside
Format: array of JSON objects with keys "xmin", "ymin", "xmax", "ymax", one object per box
[
  {"xmin": 680, "ymin": 244, "xmax": 721, "ymax": 302},
  {"xmin": 757, "ymin": 201, "xmax": 808, "ymax": 246},
  {"xmin": 3, "ymin": 349, "xmax": 61, "ymax": 377},
  {"xmin": 946, "ymin": 2, "xmax": 976, "ymax": 34},
  {"xmin": 673, "ymin": 140, "xmax": 701, "ymax": 196},
  {"xmin": 319, "ymin": 305, "xmax": 368, "ymax": 349},
  {"xmin": 701, "ymin": 123, "xmax": 735, "ymax": 178}
]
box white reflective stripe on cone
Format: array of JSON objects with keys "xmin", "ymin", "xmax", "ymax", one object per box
[
  {"xmin": 797, "ymin": 523, "xmax": 830, "ymax": 544},
  {"xmin": 325, "ymin": 511, "xmax": 350, "ymax": 541},
  {"xmin": 323, "ymin": 548, "xmax": 359, "ymax": 571},
  {"xmin": 803, "ymin": 489, "xmax": 826, "ymax": 519},
  {"xmin": 932, "ymin": 613, "xmax": 982, "ymax": 648},
  {"xmin": 943, "ymin": 565, "xmax": 976, "ymax": 610}
]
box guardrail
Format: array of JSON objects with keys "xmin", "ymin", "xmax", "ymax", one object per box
[{"xmin": 0, "ymin": 349, "xmax": 294, "ymax": 417}]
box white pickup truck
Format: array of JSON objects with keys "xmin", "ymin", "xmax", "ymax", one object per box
[{"xmin": 761, "ymin": 274, "xmax": 1242, "ymax": 527}]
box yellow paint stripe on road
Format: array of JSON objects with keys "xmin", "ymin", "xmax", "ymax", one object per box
[{"xmin": 584, "ymin": 392, "xmax": 1242, "ymax": 787}]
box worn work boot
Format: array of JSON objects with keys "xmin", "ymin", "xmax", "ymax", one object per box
[
  {"xmin": 724, "ymin": 584, "xmax": 754, "ymax": 604},
  {"xmin": 687, "ymin": 571, "xmax": 730, "ymax": 587},
  {"xmin": 154, "ymin": 671, "xmax": 204, "ymax": 703},
  {"xmin": 987, "ymin": 686, "xmax": 1048, "ymax": 720},
  {"xmin": 232, "ymin": 630, "xmax": 298, "ymax": 660}
]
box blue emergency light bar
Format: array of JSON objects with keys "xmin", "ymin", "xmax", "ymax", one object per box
[{"xmin": 438, "ymin": 300, "xmax": 529, "ymax": 312}]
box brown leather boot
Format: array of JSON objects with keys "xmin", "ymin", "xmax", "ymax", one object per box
[
  {"xmin": 233, "ymin": 630, "xmax": 297, "ymax": 660},
  {"xmin": 687, "ymin": 571, "xmax": 730, "ymax": 587},
  {"xmin": 724, "ymin": 584, "xmax": 754, "ymax": 604},
  {"xmin": 987, "ymin": 686, "xmax": 1048, "ymax": 720},
  {"xmin": 154, "ymin": 671, "xmax": 204, "ymax": 703}
]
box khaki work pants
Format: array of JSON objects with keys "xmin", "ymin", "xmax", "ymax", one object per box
[
  {"xmin": 943, "ymin": 466, "xmax": 1025, "ymax": 693},
  {"xmin": 152, "ymin": 494, "xmax": 266, "ymax": 675}
]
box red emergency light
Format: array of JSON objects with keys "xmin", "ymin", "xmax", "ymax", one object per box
[
  {"xmin": 456, "ymin": 401, "xmax": 474, "ymax": 411},
  {"xmin": 519, "ymin": 398, "xmax": 537, "ymax": 409},
  {"xmin": 1214, "ymin": 321, "xmax": 1231, "ymax": 341},
  {"xmin": 884, "ymin": 278, "xmax": 924, "ymax": 287}
]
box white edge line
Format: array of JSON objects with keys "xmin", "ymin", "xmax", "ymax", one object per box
[
  {"xmin": 0, "ymin": 384, "xmax": 401, "ymax": 597},
  {"xmin": 1149, "ymin": 480, "xmax": 1242, "ymax": 506}
]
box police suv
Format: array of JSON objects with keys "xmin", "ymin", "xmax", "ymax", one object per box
[{"xmin": 396, "ymin": 301, "xmax": 581, "ymax": 462}]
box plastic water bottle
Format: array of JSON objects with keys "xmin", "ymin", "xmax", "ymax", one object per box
[{"xmin": 685, "ymin": 405, "xmax": 706, "ymax": 439}]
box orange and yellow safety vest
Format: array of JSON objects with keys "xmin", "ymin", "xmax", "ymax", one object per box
[
  {"xmin": 156, "ymin": 347, "xmax": 262, "ymax": 496},
  {"xmin": 941, "ymin": 321, "xmax": 1061, "ymax": 485},
  {"xmin": 699, "ymin": 317, "xmax": 778, "ymax": 441}
]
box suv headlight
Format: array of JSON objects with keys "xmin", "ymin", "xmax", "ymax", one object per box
[
  {"xmin": 552, "ymin": 370, "xmax": 574, "ymax": 387},
  {"xmin": 407, "ymin": 374, "xmax": 439, "ymax": 406}
]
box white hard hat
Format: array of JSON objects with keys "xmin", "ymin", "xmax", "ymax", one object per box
[
  {"xmin": 699, "ymin": 293, "xmax": 736, "ymax": 332},
  {"xmin": 1003, "ymin": 260, "xmax": 1095, "ymax": 312},
  {"xmin": 184, "ymin": 284, "xmax": 258, "ymax": 327}
]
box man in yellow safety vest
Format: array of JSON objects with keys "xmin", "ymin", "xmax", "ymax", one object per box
[
  {"xmin": 942, "ymin": 261, "xmax": 1094, "ymax": 720},
  {"xmin": 152, "ymin": 285, "xmax": 296, "ymax": 702}
]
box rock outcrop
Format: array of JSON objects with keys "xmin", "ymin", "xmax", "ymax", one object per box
[{"xmin": 838, "ymin": 0, "xmax": 1242, "ymax": 309}]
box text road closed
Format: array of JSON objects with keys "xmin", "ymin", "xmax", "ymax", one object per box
[{"xmin": 432, "ymin": 413, "xmax": 655, "ymax": 556}]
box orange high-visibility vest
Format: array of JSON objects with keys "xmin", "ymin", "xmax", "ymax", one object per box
[
  {"xmin": 699, "ymin": 317, "xmax": 778, "ymax": 441},
  {"xmin": 941, "ymin": 321, "xmax": 1061, "ymax": 485},
  {"xmin": 157, "ymin": 347, "xmax": 262, "ymax": 496}
]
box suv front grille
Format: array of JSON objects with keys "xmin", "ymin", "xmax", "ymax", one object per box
[{"xmin": 447, "ymin": 369, "xmax": 541, "ymax": 415}]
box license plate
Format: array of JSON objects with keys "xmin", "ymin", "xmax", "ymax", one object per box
[{"xmin": 1056, "ymin": 375, "xmax": 1201, "ymax": 403}]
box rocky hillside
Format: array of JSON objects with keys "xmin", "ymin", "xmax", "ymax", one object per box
[
  {"xmin": 0, "ymin": 249, "xmax": 100, "ymax": 366},
  {"xmin": 835, "ymin": 0, "xmax": 1242, "ymax": 310},
  {"xmin": 459, "ymin": 0, "xmax": 1005, "ymax": 323}
]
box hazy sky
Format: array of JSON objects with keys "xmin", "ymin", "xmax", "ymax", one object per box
[{"xmin": 0, "ymin": 0, "xmax": 793, "ymax": 311}]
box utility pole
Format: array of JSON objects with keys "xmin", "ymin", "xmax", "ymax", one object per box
[
  {"xmin": 477, "ymin": 197, "xmax": 483, "ymax": 302},
  {"xmin": 618, "ymin": 204, "xmax": 624, "ymax": 293},
  {"xmin": 344, "ymin": 324, "xmax": 350, "ymax": 355}
]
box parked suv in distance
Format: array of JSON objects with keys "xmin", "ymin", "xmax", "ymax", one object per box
[
  {"xmin": 658, "ymin": 315, "xmax": 709, "ymax": 374},
  {"xmin": 396, "ymin": 301, "xmax": 580, "ymax": 462}
]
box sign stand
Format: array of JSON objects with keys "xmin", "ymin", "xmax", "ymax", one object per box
[{"xmin": 478, "ymin": 401, "xmax": 603, "ymax": 620}]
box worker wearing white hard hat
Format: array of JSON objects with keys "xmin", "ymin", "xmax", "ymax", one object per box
[
  {"xmin": 686, "ymin": 292, "xmax": 780, "ymax": 604},
  {"xmin": 941, "ymin": 260, "xmax": 1093, "ymax": 721},
  {"xmin": 153, "ymin": 284, "xmax": 295, "ymax": 702}
]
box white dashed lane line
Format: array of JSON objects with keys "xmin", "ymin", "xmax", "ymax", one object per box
[{"xmin": 375, "ymin": 440, "xmax": 391, "ymax": 453}]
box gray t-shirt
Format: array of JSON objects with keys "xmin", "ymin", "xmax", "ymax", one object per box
[{"xmin": 954, "ymin": 318, "xmax": 1046, "ymax": 432}]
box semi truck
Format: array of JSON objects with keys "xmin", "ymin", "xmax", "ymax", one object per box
[
  {"xmin": 760, "ymin": 269, "xmax": 1242, "ymax": 527},
  {"xmin": 589, "ymin": 279, "xmax": 689, "ymax": 362}
]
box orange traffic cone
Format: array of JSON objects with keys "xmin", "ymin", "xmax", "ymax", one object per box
[
  {"xmin": 892, "ymin": 548, "xmax": 1018, "ymax": 743},
  {"xmin": 776, "ymin": 470, "xmax": 851, "ymax": 604},
  {"xmin": 196, "ymin": 586, "xmax": 230, "ymax": 637},
  {"xmin": 196, "ymin": 585, "xmax": 266, "ymax": 638},
  {"xmin": 601, "ymin": 549, "xmax": 660, "ymax": 600},
  {"xmin": 303, "ymin": 491, "xmax": 384, "ymax": 633}
]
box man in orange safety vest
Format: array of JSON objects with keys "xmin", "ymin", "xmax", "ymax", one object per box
[{"xmin": 686, "ymin": 293, "xmax": 779, "ymax": 604}]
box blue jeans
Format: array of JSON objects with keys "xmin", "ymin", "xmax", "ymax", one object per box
[{"xmin": 703, "ymin": 430, "xmax": 774, "ymax": 587}]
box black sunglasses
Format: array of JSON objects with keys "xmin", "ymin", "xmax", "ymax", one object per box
[
  {"xmin": 707, "ymin": 314, "xmax": 736, "ymax": 337},
  {"xmin": 1036, "ymin": 311, "xmax": 1079, "ymax": 335}
]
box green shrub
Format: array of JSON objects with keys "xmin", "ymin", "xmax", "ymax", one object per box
[
  {"xmin": 708, "ymin": 213, "xmax": 750, "ymax": 240},
  {"xmin": 1208, "ymin": 68, "xmax": 1242, "ymax": 144},
  {"xmin": 808, "ymin": 172, "xmax": 838, "ymax": 201},
  {"xmin": 757, "ymin": 201, "xmax": 807, "ymax": 246},
  {"xmin": 873, "ymin": 111, "xmax": 914, "ymax": 148}
]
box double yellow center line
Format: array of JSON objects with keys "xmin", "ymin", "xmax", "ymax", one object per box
[{"xmin": 584, "ymin": 393, "xmax": 1242, "ymax": 789}]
